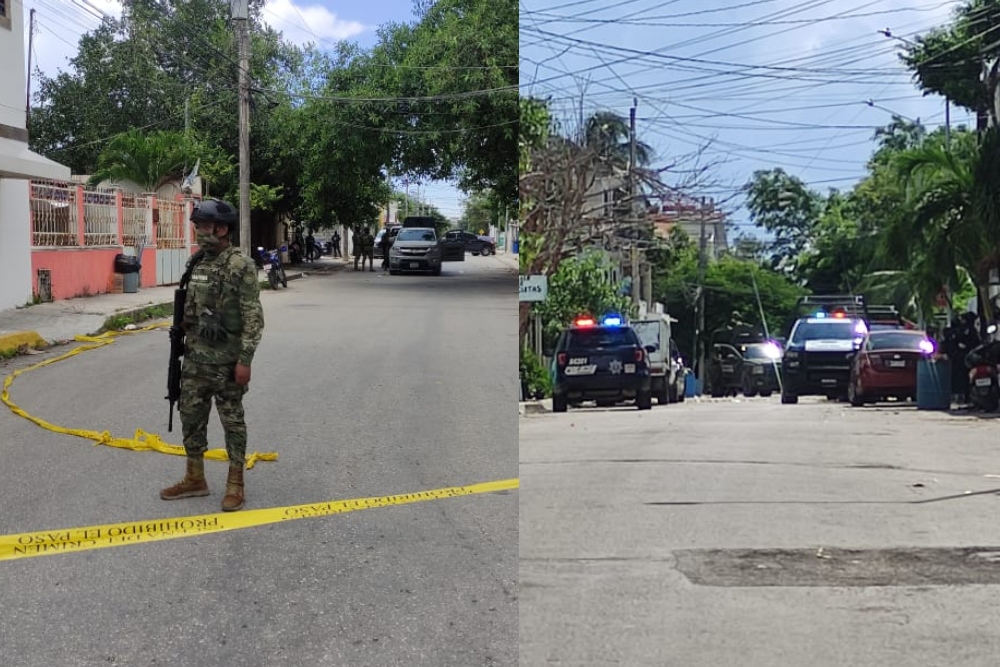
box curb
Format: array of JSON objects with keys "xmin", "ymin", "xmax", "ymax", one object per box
[{"xmin": 0, "ymin": 331, "xmax": 46, "ymax": 356}]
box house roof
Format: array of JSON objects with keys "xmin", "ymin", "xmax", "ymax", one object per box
[{"xmin": 0, "ymin": 137, "xmax": 71, "ymax": 181}]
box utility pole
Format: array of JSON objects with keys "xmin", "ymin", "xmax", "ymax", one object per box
[
  {"xmin": 694, "ymin": 197, "xmax": 708, "ymax": 386},
  {"xmin": 233, "ymin": 0, "xmax": 251, "ymax": 255},
  {"xmin": 628, "ymin": 98, "xmax": 640, "ymax": 310},
  {"xmin": 25, "ymin": 8, "xmax": 36, "ymax": 132}
]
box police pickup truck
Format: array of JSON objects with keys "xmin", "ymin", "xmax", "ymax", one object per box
[{"xmin": 781, "ymin": 301, "xmax": 868, "ymax": 404}]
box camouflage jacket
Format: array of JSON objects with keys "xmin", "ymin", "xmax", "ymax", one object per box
[{"xmin": 183, "ymin": 246, "xmax": 264, "ymax": 366}]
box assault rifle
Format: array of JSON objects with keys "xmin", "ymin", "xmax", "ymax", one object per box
[{"xmin": 166, "ymin": 251, "xmax": 204, "ymax": 431}]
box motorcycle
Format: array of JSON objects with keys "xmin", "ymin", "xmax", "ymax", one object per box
[
  {"xmin": 257, "ymin": 246, "xmax": 288, "ymax": 289},
  {"xmin": 965, "ymin": 324, "xmax": 1000, "ymax": 411}
]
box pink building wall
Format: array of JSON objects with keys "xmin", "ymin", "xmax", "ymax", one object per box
[{"xmin": 30, "ymin": 247, "xmax": 158, "ymax": 301}]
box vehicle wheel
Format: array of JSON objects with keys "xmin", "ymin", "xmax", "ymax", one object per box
[
  {"xmin": 432, "ymin": 266, "xmax": 442, "ymax": 276},
  {"xmin": 267, "ymin": 269, "xmax": 278, "ymax": 290},
  {"xmin": 480, "ymin": 245, "xmax": 493, "ymax": 256},
  {"xmin": 742, "ymin": 375, "xmax": 757, "ymax": 398},
  {"xmin": 781, "ymin": 392, "xmax": 798, "ymax": 404},
  {"xmin": 987, "ymin": 394, "xmax": 999, "ymax": 412},
  {"xmin": 656, "ymin": 379, "xmax": 669, "ymax": 405},
  {"xmin": 636, "ymin": 389, "xmax": 652, "ymax": 410},
  {"xmin": 759, "ymin": 390, "xmax": 773, "ymax": 398},
  {"xmin": 552, "ymin": 394, "xmax": 567, "ymax": 413},
  {"xmin": 279, "ymin": 267, "xmax": 288, "ymax": 288},
  {"xmin": 667, "ymin": 382, "xmax": 678, "ymax": 404}
]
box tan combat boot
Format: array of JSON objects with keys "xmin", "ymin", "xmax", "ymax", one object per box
[
  {"xmin": 221, "ymin": 464, "xmax": 245, "ymax": 511},
  {"xmin": 160, "ymin": 457, "xmax": 210, "ymax": 500}
]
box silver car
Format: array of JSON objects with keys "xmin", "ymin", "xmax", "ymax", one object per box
[{"xmin": 389, "ymin": 227, "xmax": 443, "ymax": 275}]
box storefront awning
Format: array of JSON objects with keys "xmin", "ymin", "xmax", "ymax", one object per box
[{"xmin": 0, "ymin": 137, "xmax": 71, "ymax": 181}]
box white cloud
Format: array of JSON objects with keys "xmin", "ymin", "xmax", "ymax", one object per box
[{"xmin": 262, "ymin": 0, "xmax": 371, "ymax": 46}]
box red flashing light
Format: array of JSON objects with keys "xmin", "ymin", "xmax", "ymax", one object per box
[
  {"xmin": 832, "ymin": 311, "xmax": 847, "ymax": 319},
  {"xmin": 573, "ymin": 317, "xmax": 595, "ymax": 327}
]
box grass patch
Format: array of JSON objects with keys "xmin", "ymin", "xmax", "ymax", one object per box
[{"xmin": 98, "ymin": 303, "xmax": 173, "ymax": 334}]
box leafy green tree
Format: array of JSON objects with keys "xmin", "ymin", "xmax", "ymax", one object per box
[
  {"xmin": 459, "ymin": 191, "xmax": 496, "ymax": 232},
  {"xmin": 744, "ymin": 168, "xmax": 823, "ymax": 271},
  {"xmin": 370, "ymin": 0, "xmax": 517, "ymax": 205}
]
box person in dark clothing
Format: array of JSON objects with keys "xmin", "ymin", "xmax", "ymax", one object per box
[
  {"xmin": 381, "ymin": 226, "xmax": 394, "ymax": 270},
  {"xmin": 305, "ymin": 232, "xmax": 317, "ymax": 261},
  {"xmin": 331, "ymin": 231, "xmax": 341, "ymax": 257}
]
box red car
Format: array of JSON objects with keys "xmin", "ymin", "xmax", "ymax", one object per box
[{"xmin": 848, "ymin": 330, "xmax": 935, "ymax": 406}]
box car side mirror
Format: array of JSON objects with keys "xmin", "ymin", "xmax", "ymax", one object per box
[{"xmin": 645, "ymin": 344, "xmax": 657, "ymax": 353}]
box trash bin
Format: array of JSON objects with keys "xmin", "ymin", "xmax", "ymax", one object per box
[
  {"xmin": 113, "ymin": 253, "xmax": 141, "ymax": 293},
  {"xmin": 122, "ymin": 271, "xmax": 139, "ymax": 293},
  {"xmin": 916, "ymin": 357, "xmax": 952, "ymax": 410},
  {"xmin": 684, "ymin": 372, "xmax": 699, "ymax": 397}
]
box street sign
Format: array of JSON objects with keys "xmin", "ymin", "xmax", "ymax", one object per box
[{"xmin": 519, "ymin": 275, "xmax": 548, "ymax": 302}]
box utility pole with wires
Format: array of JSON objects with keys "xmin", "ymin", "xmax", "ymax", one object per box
[
  {"xmin": 233, "ymin": 0, "xmax": 251, "ymax": 255},
  {"xmin": 694, "ymin": 197, "xmax": 708, "ymax": 387}
]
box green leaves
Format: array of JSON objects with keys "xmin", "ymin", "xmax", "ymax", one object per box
[{"xmin": 87, "ymin": 129, "xmax": 198, "ymax": 192}]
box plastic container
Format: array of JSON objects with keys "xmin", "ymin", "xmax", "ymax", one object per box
[
  {"xmin": 916, "ymin": 357, "xmax": 952, "ymax": 410},
  {"xmin": 512, "ymin": 240, "xmax": 519, "ymax": 254},
  {"xmin": 684, "ymin": 372, "xmax": 698, "ymax": 397}
]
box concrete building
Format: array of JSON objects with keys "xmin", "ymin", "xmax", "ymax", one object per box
[{"xmin": 0, "ymin": 0, "xmax": 71, "ymax": 311}]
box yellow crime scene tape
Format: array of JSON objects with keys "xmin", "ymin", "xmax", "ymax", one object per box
[
  {"xmin": 0, "ymin": 478, "xmax": 520, "ymax": 562},
  {"xmin": 1, "ymin": 323, "xmax": 278, "ymax": 468}
]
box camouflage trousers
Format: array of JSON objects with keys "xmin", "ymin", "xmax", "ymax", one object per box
[{"xmin": 179, "ymin": 360, "xmax": 250, "ymax": 466}]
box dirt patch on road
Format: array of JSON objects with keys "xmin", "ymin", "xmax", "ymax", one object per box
[{"xmin": 675, "ymin": 547, "xmax": 1000, "ymax": 587}]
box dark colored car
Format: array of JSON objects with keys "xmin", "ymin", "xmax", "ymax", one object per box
[
  {"xmin": 781, "ymin": 313, "xmax": 868, "ymax": 404},
  {"xmin": 551, "ymin": 316, "xmax": 652, "ymax": 412},
  {"xmin": 706, "ymin": 341, "xmax": 783, "ymax": 398},
  {"xmin": 443, "ymin": 229, "xmax": 495, "ymax": 256},
  {"xmin": 848, "ymin": 330, "xmax": 936, "ymax": 406}
]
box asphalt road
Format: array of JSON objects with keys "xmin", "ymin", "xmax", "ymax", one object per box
[
  {"xmin": 520, "ymin": 395, "xmax": 1000, "ymax": 666},
  {"xmin": 0, "ymin": 255, "xmax": 517, "ymax": 667}
]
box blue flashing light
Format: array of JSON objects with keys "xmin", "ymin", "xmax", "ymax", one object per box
[
  {"xmin": 813, "ymin": 310, "xmax": 827, "ymax": 318},
  {"xmin": 602, "ymin": 315, "xmax": 623, "ymax": 326}
]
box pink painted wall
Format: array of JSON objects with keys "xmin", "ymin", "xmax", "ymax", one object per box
[{"xmin": 31, "ymin": 248, "xmax": 159, "ymax": 301}]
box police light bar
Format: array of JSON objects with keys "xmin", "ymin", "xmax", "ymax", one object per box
[
  {"xmin": 573, "ymin": 317, "xmax": 596, "ymax": 327},
  {"xmin": 602, "ymin": 315, "xmax": 623, "ymax": 326}
]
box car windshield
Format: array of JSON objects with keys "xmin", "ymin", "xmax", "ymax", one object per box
[
  {"xmin": 868, "ymin": 332, "xmax": 928, "ymax": 351},
  {"xmin": 791, "ymin": 321, "xmax": 860, "ymax": 344},
  {"xmin": 567, "ymin": 327, "xmax": 636, "ymax": 349},
  {"xmin": 397, "ymin": 229, "xmax": 436, "ymax": 242}
]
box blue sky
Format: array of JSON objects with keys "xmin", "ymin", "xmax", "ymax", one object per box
[
  {"xmin": 21, "ymin": 0, "xmax": 467, "ymax": 220},
  {"xmin": 520, "ymin": 0, "xmax": 977, "ymax": 236}
]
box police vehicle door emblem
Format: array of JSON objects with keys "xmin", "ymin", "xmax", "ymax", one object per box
[{"xmin": 609, "ymin": 359, "xmax": 623, "ymax": 375}]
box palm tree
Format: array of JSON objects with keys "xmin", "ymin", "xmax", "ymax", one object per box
[
  {"xmin": 877, "ymin": 128, "xmax": 1000, "ymax": 321},
  {"xmin": 88, "ymin": 129, "xmax": 196, "ymax": 192},
  {"xmin": 582, "ymin": 111, "xmax": 653, "ymax": 169}
]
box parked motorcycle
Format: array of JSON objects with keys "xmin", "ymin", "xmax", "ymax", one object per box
[
  {"xmin": 257, "ymin": 246, "xmax": 288, "ymax": 289},
  {"xmin": 965, "ymin": 324, "xmax": 1000, "ymax": 411}
]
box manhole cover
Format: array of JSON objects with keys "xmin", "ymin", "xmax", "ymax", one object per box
[{"xmin": 674, "ymin": 547, "xmax": 1000, "ymax": 587}]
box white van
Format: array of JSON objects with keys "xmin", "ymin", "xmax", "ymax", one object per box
[{"xmin": 631, "ymin": 316, "xmax": 686, "ymax": 404}]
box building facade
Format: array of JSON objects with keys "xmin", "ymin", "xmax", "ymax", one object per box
[{"xmin": 0, "ymin": 0, "xmax": 71, "ymax": 311}]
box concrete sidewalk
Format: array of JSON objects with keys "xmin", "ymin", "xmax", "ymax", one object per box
[
  {"xmin": 0, "ymin": 256, "xmax": 348, "ymax": 353},
  {"xmin": 495, "ymin": 249, "xmax": 519, "ymax": 270}
]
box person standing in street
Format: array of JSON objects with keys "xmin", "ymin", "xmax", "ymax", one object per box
[
  {"xmin": 160, "ymin": 199, "xmax": 264, "ymax": 512},
  {"xmin": 381, "ymin": 226, "xmax": 394, "ymax": 270},
  {"xmin": 331, "ymin": 230, "xmax": 341, "ymax": 257},
  {"xmin": 305, "ymin": 230, "xmax": 317, "ymax": 261},
  {"xmin": 362, "ymin": 227, "xmax": 376, "ymax": 271},
  {"xmin": 353, "ymin": 227, "xmax": 363, "ymax": 270}
]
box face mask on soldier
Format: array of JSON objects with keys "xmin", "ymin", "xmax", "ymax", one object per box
[{"xmin": 196, "ymin": 228, "xmax": 223, "ymax": 252}]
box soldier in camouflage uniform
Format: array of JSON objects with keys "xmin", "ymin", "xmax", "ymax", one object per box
[
  {"xmin": 361, "ymin": 227, "xmax": 376, "ymax": 271},
  {"xmin": 160, "ymin": 199, "xmax": 264, "ymax": 512}
]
